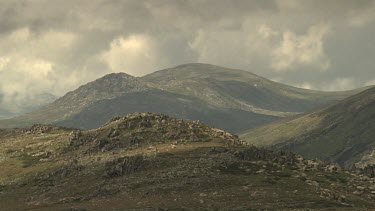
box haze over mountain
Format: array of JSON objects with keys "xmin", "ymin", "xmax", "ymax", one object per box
[
  {"xmin": 0, "ymin": 92, "xmax": 57, "ymax": 120},
  {"xmin": 241, "ymin": 87, "xmax": 375, "ymax": 166},
  {"xmin": 1, "ymin": 113, "xmax": 374, "ymax": 210},
  {"xmin": 0, "ymin": 63, "xmax": 367, "ymax": 133}
]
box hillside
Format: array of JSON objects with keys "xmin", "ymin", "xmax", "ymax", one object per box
[
  {"xmin": 143, "ymin": 63, "xmax": 361, "ymax": 113},
  {"xmin": 240, "ymin": 87, "xmax": 375, "ymax": 166},
  {"xmin": 0, "ymin": 73, "xmax": 146, "ymax": 125},
  {"xmin": 0, "ymin": 63, "xmax": 367, "ymax": 133},
  {"xmin": 0, "ymin": 113, "xmax": 375, "ymax": 210}
]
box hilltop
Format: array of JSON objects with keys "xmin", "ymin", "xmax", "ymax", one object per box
[
  {"xmin": 0, "ymin": 113, "xmax": 375, "ymax": 210},
  {"xmin": 241, "ymin": 87, "xmax": 375, "ymax": 166},
  {"xmin": 0, "ymin": 63, "xmax": 367, "ymax": 134}
]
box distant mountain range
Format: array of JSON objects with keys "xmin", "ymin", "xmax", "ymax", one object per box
[
  {"xmin": 241, "ymin": 87, "xmax": 375, "ymax": 166},
  {"xmin": 0, "ymin": 63, "xmax": 369, "ymax": 133}
]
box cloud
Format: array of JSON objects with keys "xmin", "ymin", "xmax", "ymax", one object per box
[
  {"xmin": 271, "ymin": 24, "xmax": 331, "ymax": 71},
  {"xmin": 190, "ymin": 22, "xmax": 331, "ymax": 75},
  {"xmin": 322, "ymin": 78, "xmax": 357, "ymax": 91},
  {"xmin": 100, "ymin": 35, "xmax": 166, "ymax": 76},
  {"xmin": 189, "ymin": 21, "xmax": 278, "ymax": 70},
  {"xmin": 0, "ymin": 57, "xmax": 10, "ymax": 71},
  {"xmin": 0, "ymin": 27, "xmax": 78, "ymax": 110},
  {"xmin": 0, "ymin": 0, "xmax": 374, "ymax": 112},
  {"xmin": 288, "ymin": 78, "xmax": 357, "ymax": 91}
]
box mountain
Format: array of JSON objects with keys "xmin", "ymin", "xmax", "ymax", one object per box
[
  {"xmin": 1, "ymin": 113, "xmax": 374, "ymax": 210},
  {"xmin": 0, "ymin": 63, "xmax": 368, "ymax": 133},
  {"xmin": 0, "ymin": 92, "xmax": 57, "ymax": 119},
  {"xmin": 240, "ymin": 87, "xmax": 375, "ymax": 166}
]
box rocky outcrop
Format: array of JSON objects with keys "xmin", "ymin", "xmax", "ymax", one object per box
[
  {"xmin": 104, "ymin": 155, "xmax": 145, "ymax": 178},
  {"xmin": 362, "ymin": 165, "xmax": 375, "ymax": 178},
  {"xmin": 22, "ymin": 124, "xmax": 61, "ymax": 135},
  {"xmin": 72, "ymin": 113, "xmax": 244, "ymax": 154}
]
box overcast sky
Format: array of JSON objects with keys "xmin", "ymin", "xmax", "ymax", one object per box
[{"xmin": 0, "ymin": 0, "xmax": 375, "ymax": 108}]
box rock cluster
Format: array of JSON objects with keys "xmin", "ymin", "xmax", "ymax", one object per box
[
  {"xmin": 362, "ymin": 165, "xmax": 375, "ymax": 178},
  {"xmin": 235, "ymin": 147, "xmax": 301, "ymax": 166},
  {"xmin": 104, "ymin": 155, "xmax": 145, "ymax": 178},
  {"xmin": 23, "ymin": 124, "xmax": 59, "ymax": 135},
  {"xmin": 69, "ymin": 113, "xmax": 244, "ymax": 154}
]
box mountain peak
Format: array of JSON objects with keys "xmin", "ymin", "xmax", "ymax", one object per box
[
  {"xmin": 147, "ymin": 63, "xmax": 259, "ymax": 78},
  {"xmin": 99, "ymin": 72, "xmax": 135, "ymax": 80}
]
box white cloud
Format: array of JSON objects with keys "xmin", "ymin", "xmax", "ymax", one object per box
[
  {"xmin": 284, "ymin": 78, "xmax": 358, "ymax": 91},
  {"xmin": 0, "ymin": 57, "xmax": 10, "ymax": 71},
  {"xmin": 322, "ymin": 78, "xmax": 356, "ymax": 91},
  {"xmin": 257, "ymin": 24, "xmax": 279, "ymax": 39},
  {"xmin": 0, "ymin": 28, "xmax": 77, "ymax": 109},
  {"xmin": 271, "ymin": 24, "xmax": 331, "ymax": 71},
  {"xmin": 100, "ymin": 35, "xmax": 166, "ymax": 76},
  {"xmin": 190, "ymin": 22, "xmax": 331, "ymax": 74},
  {"xmin": 189, "ymin": 22, "xmax": 279, "ymax": 69}
]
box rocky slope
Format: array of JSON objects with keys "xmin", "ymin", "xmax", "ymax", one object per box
[
  {"xmin": 0, "ymin": 63, "xmax": 368, "ymax": 133},
  {"xmin": 241, "ymin": 87, "xmax": 375, "ymax": 167},
  {"xmin": 0, "ymin": 113, "xmax": 375, "ymax": 210}
]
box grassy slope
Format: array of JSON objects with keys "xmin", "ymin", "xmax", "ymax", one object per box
[
  {"xmin": 241, "ymin": 87, "xmax": 375, "ymax": 165},
  {"xmin": 0, "ymin": 113, "xmax": 374, "ymax": 210}
]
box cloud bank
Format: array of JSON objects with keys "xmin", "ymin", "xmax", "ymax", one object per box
[{"xmin": 0, "ymin": 0, "xmax": 374, "ymax": 110}]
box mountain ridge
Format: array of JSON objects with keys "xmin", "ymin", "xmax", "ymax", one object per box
[{"xmin": 0, "ymin": 63, "xmax": 370, "ymax": 133}]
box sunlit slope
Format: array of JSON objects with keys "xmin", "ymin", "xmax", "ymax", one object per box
[{"xmin": 241, "ymin": 87, "xmax": 375, "ymax": 166}]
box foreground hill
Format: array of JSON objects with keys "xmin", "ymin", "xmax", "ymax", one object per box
[
  {"xmin": 0, "ymin": 63, "xmax": 367, "ymax": 133},
  {"xmin": 241, "ymin": 87, "xmax": 375, "ymax": 166},
  {"xmin": 0, "ymin": 113, "xmax": 375, "ymax": 210}
]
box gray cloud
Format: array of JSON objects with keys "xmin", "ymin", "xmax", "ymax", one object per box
[{"xmin": 0, "ymin": 0, "xmax": 375, "ymax": 110}]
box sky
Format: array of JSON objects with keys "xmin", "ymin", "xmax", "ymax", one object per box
[{"xmin": 0, "ymin": 0, "xmax": 375, "ymax": 110}]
